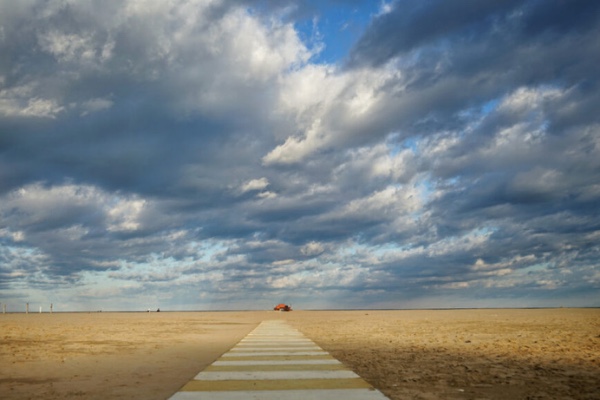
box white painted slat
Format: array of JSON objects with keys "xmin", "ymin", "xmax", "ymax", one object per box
[
  {"xmin": 221, "ymin": 351, "xmax": 328, "ymax": 357},
  {"xmin": 241, "ymin": 338, "xmax": 313, "ymax": 342},
  {"xmin": 237, "ymin": 344, "xmax": 318, "ymax": 346},
  {"xmin": 229, "ymin": 347, "xmax": 322, "ymax": 352},
  {"xmin": 194, "ymin": 370, "xmax": 360, "ymax": 381},
  {"xmin": 212, "ymin": 359, "xmax": 342, "ymax": 366},
  {"xmin": 170, "ymin": 388, "xmax": 391, "ymax": 400},
  {"xmin": 235, "ymin": 342, "xmax": 320, "ymax": 346}
]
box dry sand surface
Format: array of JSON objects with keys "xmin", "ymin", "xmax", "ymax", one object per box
[
  {"xmin": 1, "ymin": 311, "xmax": 268, "ymax": 400},
  {"xmin": 1, "ymin": 309, "xmax": 599, "ymax": 400},
  {"xmin": 287, "ymin": 309, "xmax": 600, "ymax": 400}
]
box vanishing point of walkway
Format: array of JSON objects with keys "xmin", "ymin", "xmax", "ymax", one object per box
[{"xmin": 168, "ymin": 320, "xmax": 390, "ymax": 399}]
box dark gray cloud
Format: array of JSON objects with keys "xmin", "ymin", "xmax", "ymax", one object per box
[
  {"xmin": 0, "ymin": 0, "xmax": 598, "ymax": 310},
  {"xmin": 349, "ymin": 0, "xmax": 599, "ymax": 67},
  {"xmin": 350, "ymin": 0, "xmax": 522, "ymax": 66}
]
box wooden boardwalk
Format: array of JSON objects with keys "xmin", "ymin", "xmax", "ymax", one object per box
[{"xmin": 168, "ymin": 320, "xmax": 390, "ymax": 399}]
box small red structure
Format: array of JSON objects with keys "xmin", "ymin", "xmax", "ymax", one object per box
[{"xmin": 274, "ymin": 303, "xmax": 292, "ymax": 311}]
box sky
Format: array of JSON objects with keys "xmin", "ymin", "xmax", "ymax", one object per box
[{"xmin": 0, "ymin": 0, "xmax": 599, "ymax": 311}]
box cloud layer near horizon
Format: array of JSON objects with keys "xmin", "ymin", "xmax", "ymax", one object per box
[{"xmin": 1, "ymin": 0, "xmax": 598, "ymax": 310}]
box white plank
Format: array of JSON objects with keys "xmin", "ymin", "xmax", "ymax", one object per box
[
  {"xmin": 194, "ymin": 370, "xmax": 360, "ymax": 380},
  {"xmin": 169, "ymin": 389, "xmax": 390, "ymax": 400},
  {"xmin": 242, "ymin": 336, "xmax": 314, "ymax": 343},
  {"xmin": 221, "ymin": 351, "xmax": 327, "ymax": 357},
  {"xmin": 230, "ymin": 347, "xmax": 322, "ymax": 352},
  {"xmin": 212, "ymin": 359, "xmax": 342, "ymax": 366}
]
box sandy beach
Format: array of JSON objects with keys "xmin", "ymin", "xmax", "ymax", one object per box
[{"xmin": 1, "ymin": 309, "xmax": 598, "ymax": 399}]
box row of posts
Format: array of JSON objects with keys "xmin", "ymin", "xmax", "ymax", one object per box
[{"xmin": 1, "ymin": 303, "xmax": 53, "ymax": 313}]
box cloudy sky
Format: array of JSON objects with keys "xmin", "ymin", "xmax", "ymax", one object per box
[{"xmin": 1, "ymin": 0, "xmax": 599, "ymax": 311}]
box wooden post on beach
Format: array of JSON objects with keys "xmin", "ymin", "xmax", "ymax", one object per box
[
  {"xmin": 50, "ymin": 303, "xmax": 53, "ymax": 313},
  {"xmin": 26, "ymin": 303, "xmax": 29, "ymax": 314}
]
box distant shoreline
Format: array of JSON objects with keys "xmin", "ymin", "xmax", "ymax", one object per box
[{"xmin": 2, "ymin": 306, "xmax": 598, "ymax": 314}]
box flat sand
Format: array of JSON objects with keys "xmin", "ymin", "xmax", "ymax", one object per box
[{"xmin": 1, "ymin": 309, "xmax": 598, "ymax": 399}]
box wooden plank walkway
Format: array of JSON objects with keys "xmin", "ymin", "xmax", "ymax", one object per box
[{"xmin": 168, "ymin": 320, "xmax": 390, "ymax": 399}]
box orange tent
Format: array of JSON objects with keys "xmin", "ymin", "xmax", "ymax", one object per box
[{"xmin": 274, "ymin": 303, "xmax": 292, "ymax": 311}]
